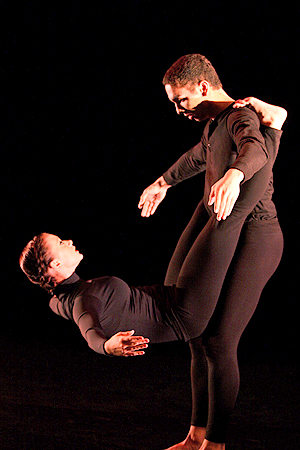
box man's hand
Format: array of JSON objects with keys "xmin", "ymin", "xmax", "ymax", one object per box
[
  {"xmin": 138, "ymin": 176, "xmax": 171, "ymax": 217},
  {"xmin": 104, "ymin": 330, "xmax": 150, "ymax": 356},
  {"xmin": 208, "ymin": 169, "xmax": 244, "ymax": 221}
]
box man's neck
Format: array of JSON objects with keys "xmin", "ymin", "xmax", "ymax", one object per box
[{"xmin": 207, "ymin": 89, "xmax": 235, "ymax": 119}]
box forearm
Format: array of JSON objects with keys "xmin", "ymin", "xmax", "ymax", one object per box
[
  {"xmin": 231, "ymin": 140, "xmax": 268, "ymax": 182},
  {"xmin": 163, "ymin": 143, "xmax": 206, "ymax": 186},
  {"xmin": 85, "ymin": 328, "xmax": 108, "ymax": 355}
]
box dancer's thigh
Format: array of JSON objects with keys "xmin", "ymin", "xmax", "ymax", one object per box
[
  {"xmin": 165, "ymin": 198, "xmax": 209, "ymax": 286},
  {"xmin": 203, "ymin": 219, "xmax": 284, "ymax": 346}
]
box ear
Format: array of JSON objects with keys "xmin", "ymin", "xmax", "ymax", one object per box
[
  {"xmin": 198, "ymin": 80, "xmax": 209, "ymax": 96},
  {"xmin": 49, "ymin": 259, "xmax": 61, "ymax": 269}
]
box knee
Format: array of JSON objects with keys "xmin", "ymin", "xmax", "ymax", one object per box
[{"xmin": 202, "ymin": 335, "xmax": 237, "ymax": 363}]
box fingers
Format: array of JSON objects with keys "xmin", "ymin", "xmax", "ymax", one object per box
[
  {"xmin": 209, "ymin": 188, "xmax": 226, "ymax": 221},
  {"xmin": 138, "ymin": 191, "xmax": 154, "ymax": 217},
  {"xmin": 140, "ymin": 197, "xmax": 161, "ymax": 217},
  {"xmin": 123, "ymin": 340, "xmax": 149, "ymax": 356},
  {"xmin": 138, "ymin": 192, "xmax": 147, "ymax": 209},
  {"xmin": 209, "ymin": 192, "xmax": 234, "ymax": 221},
  {"xmin": 118, "ymin": 331, "xmax": 150, "ymax": 356},
  {"xmin": 138, "ymin": 183, "xmax": 167, "ymax": 217},
  {"xmin": 208, "ymin": 186, "xmax": 235, "ymax": 221},
  {"xmin": 233, "ymin": 97, "xmax": 252, "ymax": 109},
  {"xmin": 123, "ymin": 341, "xmax": 149, "ymax": 356},
  {"xmin": 140, "ymin": 200, "xmax": 155, "ymax": 217},
  {"xmin": 138, "ymin": 186, "xmax": 157, "ymax": 212},
  {"xmin": 208, "ymin": 169, "xmax": 242, "ymax": 221},
  {"xmin": 208, "ymin": 189, "xmax": 216, "ymax": 208}
]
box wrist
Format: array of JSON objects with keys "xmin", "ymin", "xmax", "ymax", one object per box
[
  {"xmin": 156, "ymin": 176, "xmax": 171, "ymax": 188},
  {"xmin": 103, "ymin": 340, "xmax": 111, "ymax": 355},
  {"xmin": 228, "ymin": 168, "xmax": 244, "ymax": 183}
]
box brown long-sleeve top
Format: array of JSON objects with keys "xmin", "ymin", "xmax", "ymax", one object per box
[{"xmin": 163, "ymin": 104, "xmax": 278, "ymax": 220}]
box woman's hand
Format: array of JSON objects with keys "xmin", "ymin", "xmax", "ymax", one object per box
[
  {"xmin": 104, "ymin": 330, "xmax": 150, "ymax": 356},
  {"xmin": 138, "ymin": 176, "xmax": 171, "ymax": 217}
]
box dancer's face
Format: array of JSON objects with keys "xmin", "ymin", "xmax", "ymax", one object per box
[
  {"xmin": 165, "ymin": 81, "xmax": 210, "ymax": 122},
  {"xmin": 43, "ymin": 233, "xmax": 83, "ymax": 270}
]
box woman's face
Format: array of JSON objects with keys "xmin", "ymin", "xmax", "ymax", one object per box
[{"xmin": 43, "ymin": 233, "xmax": 83, "ymax": 270}]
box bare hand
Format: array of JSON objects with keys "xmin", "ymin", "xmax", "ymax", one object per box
[
  {"xmin": 233, "ymin": 97, "xmax": 253, "ymax": 109},
  {"xmin": 138, "ymin": 176, "xmax": 171, "ymax": 217},
  {"xmin": 208, "ymin": 169, "xmax": 244, "ymax": 221},
  {"xmin": 104, "ymin": 330, "xmax": 150, "ymax": 356}
]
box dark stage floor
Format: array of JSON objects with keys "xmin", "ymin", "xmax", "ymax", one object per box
[{"xmin": 1, "ymin": 331, "xmax": 299, "ymax": 450}]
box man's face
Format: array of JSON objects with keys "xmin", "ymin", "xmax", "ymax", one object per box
[{"xmin": 165, "ymin": 82, "xmax": 209, "ymax": 122}]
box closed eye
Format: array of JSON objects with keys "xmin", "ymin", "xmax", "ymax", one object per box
[{"xmin": 178, "ymin": 98, "xmax": 188, "ymax": 104}]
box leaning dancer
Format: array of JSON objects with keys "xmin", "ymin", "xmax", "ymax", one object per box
[{"xmin": 139, "ymin": 55, "xmax": 286, "ymax": 450}]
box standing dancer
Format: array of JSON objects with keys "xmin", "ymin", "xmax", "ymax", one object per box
[{"xmin": 139, "ymin": 54, "xmax": 286, "ymax": 450}]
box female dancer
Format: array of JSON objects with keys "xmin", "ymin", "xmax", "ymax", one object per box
[{"xmin": 20, "ymin": 99, "xmax": 286, "ymax": 450}]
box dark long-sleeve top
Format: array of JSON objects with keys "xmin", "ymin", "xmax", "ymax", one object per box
[
  {"xmin": 163, "ymin": 104, "xmax": 277, "ymax": 220},
  {"xmin": 49, "ymin": 273, "xmax": 189, "ymax": 355}
]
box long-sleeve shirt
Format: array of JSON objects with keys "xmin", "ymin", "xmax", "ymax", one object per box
[
  {"xmin": 163, "ymin": 104, "xmax": 277, "ymax": 220},
  {"xmin": 49, "ymin": 273, "xmax": 190, "ymax": 355}
]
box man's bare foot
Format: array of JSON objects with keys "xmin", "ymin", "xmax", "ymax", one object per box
[
  {"xmin": 233, "ymin": 96, "xmax": 287, "ymax": 130},
  {"xmin": 164, "ymin": 426, "xmax": 206, "ymax": 450},
  {"xmin": 199, "ymin": 439, "xmax": 225, "ymax": 450}
]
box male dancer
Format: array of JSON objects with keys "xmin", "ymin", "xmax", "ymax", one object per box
[{"xmin": 139, "ymin": 54, "xmax": 286, "ymax": 450}]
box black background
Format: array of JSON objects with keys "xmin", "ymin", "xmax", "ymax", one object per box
[
  {"xmin": 1, "ymin": 3, "xmax": 300, "ymax": 449},
  {"xmin": 2, "ymin": 1, "xmax": 299, "ymax": 370}
]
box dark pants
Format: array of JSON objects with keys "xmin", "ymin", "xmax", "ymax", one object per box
[{"xmin": 165, "ymin": 127, "xmax": 284, "ymax": 442}]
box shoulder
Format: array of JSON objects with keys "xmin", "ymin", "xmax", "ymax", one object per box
[
  {"xmin": 87, "ymin": 276, "xmax": 130, "ymax": 295},
  {"xmin": 49, "ymin": 295, "xmax": 70, "ymax": 320},
  {"xmin": 105, "ymin": 276, "xmax": 131, "ymax": 294},
  {"xmin": 49, "ymin": 295, "xmax": 59, "ymax": 313},
  {"xmin": 226, "ymin": 105, "xmax": 260, "ymax": 128}
]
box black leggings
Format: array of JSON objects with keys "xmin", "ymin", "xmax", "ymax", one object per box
[{"xmin": 165, "ymin": 127, "xmax": 284, "ymax": 443}]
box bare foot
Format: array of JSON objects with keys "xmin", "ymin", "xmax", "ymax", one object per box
[
  {"xmin": 164, "ymin": 426, "xmax": 206, "ymax": 450},
  {"xmin": 199, "ymin": 439, "xmax": 225, "ymax": 450},
  {"xmin": 164, "ymin": 441, "xmax": 200, "ymax": 450},
  {"xmin": 233, "ymin": 96, "xmax": 287, "ymax": 130}
]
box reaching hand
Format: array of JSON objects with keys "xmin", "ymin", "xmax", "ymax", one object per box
[
  {"xmin": 138, "ymin": 176, "xmax": 171, "ymax": 217},
  {"xmin": 208, "ymin": 169, "xmax": 244, "ymax": 221},
  {"xmin": 104, "ymin": 330, "xmax": 150, "ymax": 356}
]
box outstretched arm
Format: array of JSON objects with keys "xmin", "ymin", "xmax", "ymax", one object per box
[
  {"xmin": 84, "ymin": 327, "xmax": 149, "ymax": 356},
  {"xmin": 73, "ymin": 298, "xmax": 149, "ymax": 356},
  {"xmin": 208, "ymin": 97, "xmax": 287, "ymax": 221},
  {"xmin": 138, "ymin": 138, "xmax": 207, "ymax": 217},
  {"xmin": 209, "ymin": 97, "xmax": 287, "ymax": 220}
]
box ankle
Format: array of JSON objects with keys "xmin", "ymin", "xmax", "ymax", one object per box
[{"xmin": 187, "ymin": 426, "xmax": 206, "ymax": 445}]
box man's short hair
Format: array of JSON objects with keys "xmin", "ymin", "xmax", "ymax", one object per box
[{"xmin": 162, "ymin": 54, "xmax": 222, "ymax": 90}]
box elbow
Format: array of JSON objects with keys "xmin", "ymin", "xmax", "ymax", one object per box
[{"xmin": 85, "ymin": 329, "xmax": 106, "ymax": 354}]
